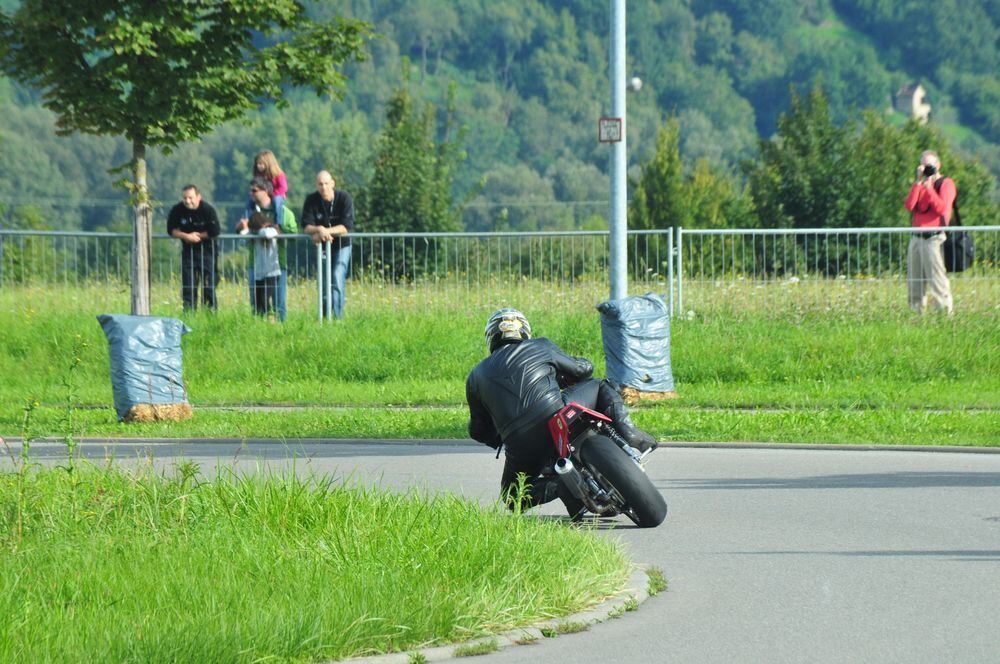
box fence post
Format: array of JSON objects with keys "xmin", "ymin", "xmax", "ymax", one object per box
[
  {"xmin": 676, "ymin": 226, "xmax": 684, "ymax": 315},
  {"xmin": 325, "ymin": 242, "xmax": 333, "ymax": 320},
  {"xmin": 667, "ymin": 228, "xmax": 674, "ymax": 316},
  {"xmin": 316, "ymin": 243, "xmax": 323, "ymax": 322}
]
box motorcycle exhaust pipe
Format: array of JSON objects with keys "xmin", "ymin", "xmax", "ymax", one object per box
[{"xmin": 554, "ymin": 457, "xmax": 586, "ymax": 499}]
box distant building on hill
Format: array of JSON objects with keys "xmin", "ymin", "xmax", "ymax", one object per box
[{"xmin": 895, "ymin": 83, "xmax": 931, "ymax": 123}]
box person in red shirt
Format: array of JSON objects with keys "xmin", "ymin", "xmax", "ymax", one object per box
[{"xmin": 903, "ymin": 150, "xmax": 955, "ymax": 314}]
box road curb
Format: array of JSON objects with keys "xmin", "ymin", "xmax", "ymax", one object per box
[{"xmin": 340, "ymin": 565, "xmax": 658, "ymax": 663}]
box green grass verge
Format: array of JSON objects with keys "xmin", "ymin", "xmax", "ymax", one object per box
[
  {"xmin": 0, "ymin": 463, "xmax": 628, "ymax": 662},
  {"xmin": 1, "ymin": 289, "xmax": 998, "ymax": 445},
  {"xmin": 7, "ymin": 403, "xmax": 997, "ymax": 447}
]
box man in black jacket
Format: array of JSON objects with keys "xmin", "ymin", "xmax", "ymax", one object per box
[
  {"xmin": 466, "ymin": 308, "xmax": 657, "ymax": 515},
  {"xmin": 302, "ymin": 170, "xmax": 354, "ymax": 318},
  {"xmin": 166, "ymin": 185, "xmax": 220, "ymax": 310}
]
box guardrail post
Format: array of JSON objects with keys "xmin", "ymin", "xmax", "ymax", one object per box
[
  {"xmin": 325, "ymin": 242, "xmax": 333, "ymax": 319},
  {"xmin": 667, "ymin": 228, "xmax": 674, "ymax": 316},
  {"xmin": 315, "ymin": 242, "xmax": 335, "ymax": 322},
  {"xmin": 676, "ymin": 226, "xmax": 684, "ymax": 315},
  {"xmin": 316, "ymin": 243, "xmax": 323, "ymax": 322}
]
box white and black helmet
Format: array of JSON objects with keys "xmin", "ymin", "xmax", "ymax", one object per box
[{"xmin": 484, "ymin": 308, "xmax": 532, "ymax": 352}]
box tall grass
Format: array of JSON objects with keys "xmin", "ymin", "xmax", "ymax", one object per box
[
  {"xmin": 0, "ymin": 463, "xmax": 628, "ymax": 662},
  {"xmin": 1, "ymin": 284, "xmax": 997, "ymax": 444},
  {"xmin": 2, "ymin": 285, "xmax": 996, "ymax": 408}
]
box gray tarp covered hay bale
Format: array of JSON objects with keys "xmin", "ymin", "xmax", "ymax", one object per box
[
  {"xmin": 97, "ymin": 314, "xmax": 192, "ymax": 422},
  {"xmin": 597, "ymin": 293, "xmax": 676, "ymax": 395}
]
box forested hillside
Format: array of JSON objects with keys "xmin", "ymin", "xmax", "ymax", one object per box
[{"xmin": 0, "ymin": 0, "xmax": 997, "ymax": 232}]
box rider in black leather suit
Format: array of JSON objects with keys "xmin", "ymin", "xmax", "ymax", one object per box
[{"xmin": 466, "ymin": 308, "xmax": 657, "ymax": 515}]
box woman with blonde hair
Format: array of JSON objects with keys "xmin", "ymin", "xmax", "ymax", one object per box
[{"xmin": 252, "ymin": 150, "xmax": 288, "ymax": 200}]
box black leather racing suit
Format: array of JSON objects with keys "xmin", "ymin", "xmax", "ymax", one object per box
[
  {"xmin": 466, "ymin": 337, "xmax": 600, "ymax": 512},
  {"xmin": 466, "ymin": 337, "xmax": 594, "ymax": 449}
]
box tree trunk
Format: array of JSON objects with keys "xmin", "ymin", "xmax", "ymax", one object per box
[
  {"xmin": 130, "ymin": 141, "xmax": 152, "ymax": 316},
  {"xmin": 420, "ymin": 40, "xmax": 427, "ymax": 86}
]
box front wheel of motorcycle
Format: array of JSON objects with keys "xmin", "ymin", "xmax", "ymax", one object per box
[{"xmin": 580, "ymin": 435, "xmax": 667, "ymax": 528}]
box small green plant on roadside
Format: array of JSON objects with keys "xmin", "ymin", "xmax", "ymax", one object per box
[
  {"xmin": 607, "ymin": 605, "xmax": 625, "ymax": 619},
  {"xmin": 407, "ymin": 652, "xmax": 428, "ymax": 664},
  {"xmin": 623, "ymin": 596, "xmax": 639, "ymax": 612},
  {"xmin": 8, "ymin": 396, "xmax": 41, "ymax": 550},
  {"xmin": 173, "ymin": 459, "xmax": 202, "ymax": 490},
  {"xmin": 513, "ymin": 633, "xmax": 539, "ymax": 645},
  {"xmin": 553, "ymin": 620, "xmax": 590, "ymax": 635},
  {"xmin": 60, "ymin": 333, "xmax": 89, "ymax": 473},
  {"xmin": 506, "ymin": 472, "xmax": 532, "ymax": 516},
  {"xmin": 453, "ymin": 639, "xmax": 499, "ymax": 657},
  {"xmin": 540, "ymin": 626, "xmax": 558, "ymax": 638},
  {"xmin": 647, "ymin": 566, "xmax": 668, "ymax": 596},
  {"xmin": 18, "ymin": 397, "xmax": 40, "ymax": 469}
]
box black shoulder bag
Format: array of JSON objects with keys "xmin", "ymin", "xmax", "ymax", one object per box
[{"xmin": 934, "ymin": 178, "xmax": 975, "ymax": 273}]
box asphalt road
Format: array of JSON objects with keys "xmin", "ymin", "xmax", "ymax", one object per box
[{"xmin": 13, "ymin": 439, "xmax": 1000, "ymax": 663}]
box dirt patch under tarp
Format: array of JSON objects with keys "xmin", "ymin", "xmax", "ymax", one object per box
[
  {"xmin": 123, "ymin": 403, "xmax": 193, "ymax": 423},
  {"xmin": 621, "ymin": 387, "xmax": 678, "ymax": 407}
]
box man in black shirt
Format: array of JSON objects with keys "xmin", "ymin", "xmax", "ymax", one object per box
[
  {"xmin": 166, "ymin": 185, "xmax": 220, "ymax": 310},
  {"xmin": 302, "ymin": 170, "xmax": 354, "ymax": 318}
]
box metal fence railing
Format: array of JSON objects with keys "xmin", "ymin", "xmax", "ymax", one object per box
[
  {"xmin": 675, "ymin": 226, "xmax": 1000, "ymax": 316},
  {"xmin": 0, "ymin": 230, "xmax": 630, "ymax": 317},
  {"xmin": 1, "ymin": 226, "xmax": 997, "ymax": 317},
  {"xmin": 0, "ymin": 199, "xmax": 613, "ymax": 238}
]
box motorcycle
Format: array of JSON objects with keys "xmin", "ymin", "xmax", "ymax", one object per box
[{"xmin": 545, "ymin": 401, "xmax": 667, "ymax": 528}]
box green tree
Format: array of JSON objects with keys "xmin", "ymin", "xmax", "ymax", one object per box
[
  {"xmin": 631, "ymin": 120, "xmax": 685, "ymax": 232},
  {"xmin": 362, "ymin": 81, "xmax": 467, "ymax": 234},
  {"xmin": 631, "ymin": 118, "xmax": 749, "ymax": 231},
  {"xmin": 698, "ymin": 0, "xmax": 800, "ymax": 39},
  {"xmin": 950, "ymin": 72, "xmax": 1000, "ymax": 143},
  {"xmin": 695, "ymin": 12, "xmax": 734, "ymax": 67},
  {"xmin": 746, "ymin": 85, "xmax": 998, "ymax": 232},
  {"xmin": 391, "ymin": 0, "xmax": 459, "ymax": 84},
  {"xmin": 785, "ymin": 41, "xmax": 891, "ymax": 126},
  {"xmin": 0, "ymin": 0, "xmax": 369, "ymax": 314},
  {"xmin": 468, "ymin": 163, "xmax": 562, "ymax": 231},
  {"xmin": 746, "ymin": 87, "xmax": 850, "ymax": 229}
]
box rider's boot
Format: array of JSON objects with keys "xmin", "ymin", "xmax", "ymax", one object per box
[
  {"xmin": 608, "ymin": 403, "xmax": 658, "ymax": 453},
  {"xmin": 598, "ymin": 381, "xmax": 659, "ymax": 453}
]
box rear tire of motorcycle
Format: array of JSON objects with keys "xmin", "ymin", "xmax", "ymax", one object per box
[{"xmin": 580, "ymin": 435, "xmax": 667, "ymax": 528}]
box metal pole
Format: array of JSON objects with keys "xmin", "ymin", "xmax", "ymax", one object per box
[
  {"xmin": 667, "ymin": 228, "xmax": 674, "ymax": 316},
  {"xmin": 609, "ymin": 0, "xmax": 627, "ymax": 302},
  {"xmin": 677, "ymin": 226, "xmax": 684, "ymax": 314},
  {"xmin": 316, "ymin": 243, "xmax": 323, "ymax": 322},
  {"xmin": 325, "ymin": 244, "xmax": 333, "ymax": 320}
]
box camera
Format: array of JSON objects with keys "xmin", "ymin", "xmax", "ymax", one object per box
[{"xmin": 923, "ymin": 164, "xmax": 937, "ymax": 177}]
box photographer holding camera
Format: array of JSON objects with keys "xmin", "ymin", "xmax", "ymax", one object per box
[{"xmin": 903, "ymin": 150, "xmax": 955, "ymax": 314}]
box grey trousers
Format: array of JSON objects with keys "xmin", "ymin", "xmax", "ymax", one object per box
[{"xmin": 907, "ymin": 233, "xmax": 953, "ymax": 314}]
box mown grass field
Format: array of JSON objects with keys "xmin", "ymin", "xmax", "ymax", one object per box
[
  {"xmin": 0, "ymin": 462, "xmax": 628, "ymax": 662},
  {"xmin": 2, "ymin": 283, "xmax": 997, "ymax": 446}
]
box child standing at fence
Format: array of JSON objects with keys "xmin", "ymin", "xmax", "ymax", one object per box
[
  {"xmin": 253, "ymin": 150, "xmax": 288, "ymax": 202},
  {"xmin": 248, "ymin": 211, "xmax": 282, "ymax": 320}
]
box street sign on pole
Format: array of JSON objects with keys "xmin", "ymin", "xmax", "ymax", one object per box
[{"xmin": 599, "ymin": 117, "xmax": 622, "ymax": 143}]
